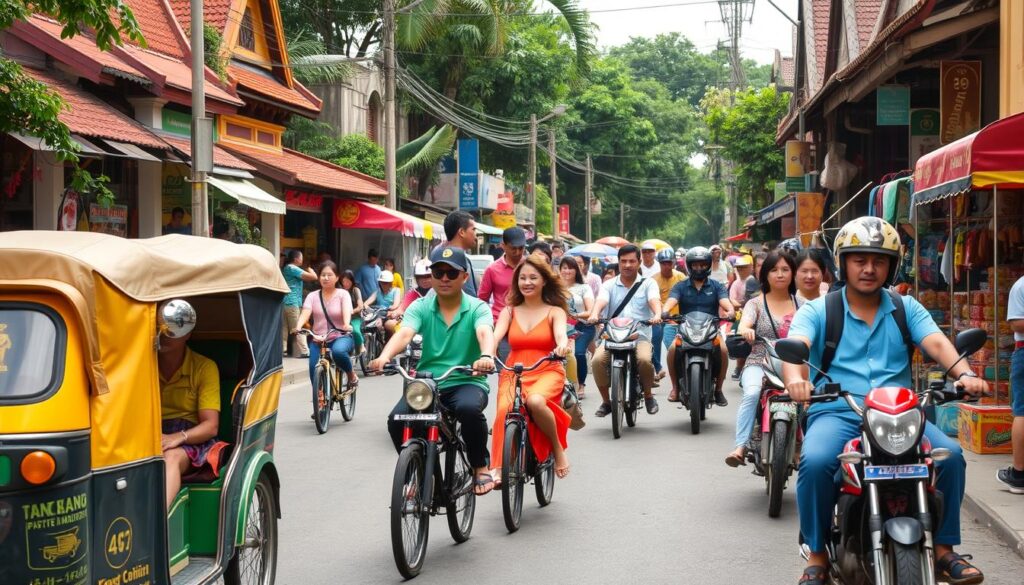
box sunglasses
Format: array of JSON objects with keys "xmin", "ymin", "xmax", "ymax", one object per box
[{"xmin": 431, "ymin": 267, "xmax": 463, "ymax": 280}]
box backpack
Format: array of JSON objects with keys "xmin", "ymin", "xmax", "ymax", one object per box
[{"xmin": 816, "ymin": 287, "xmax": 915, "ymax": 384}]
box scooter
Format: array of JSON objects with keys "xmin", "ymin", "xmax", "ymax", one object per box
[
  {"xmin": 668, "ymin": 312, "xmax": 721, "ymax": 434},
  {"xmin": 597, "ymin": 317, "xmax": 652, "ymax": 439}
]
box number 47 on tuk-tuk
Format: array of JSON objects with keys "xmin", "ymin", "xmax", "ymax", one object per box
[{"xmin": 0, "ymin": 231, "xmax": 290, "ymax": 585}]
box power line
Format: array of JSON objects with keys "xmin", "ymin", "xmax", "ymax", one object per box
[{"xmin": 271, "ymin": 0, "xmax": 725, "ymax": 18}]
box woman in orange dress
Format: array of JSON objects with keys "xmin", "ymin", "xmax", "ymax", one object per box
[{"xmin": 489, "ymin": 255, "xmax": 573, "ymax": 481}]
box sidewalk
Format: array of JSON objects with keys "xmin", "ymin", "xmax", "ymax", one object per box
[
  {"xmin": 282, "ymin": 355, "xmax": 310, "ymax": 388},
  {"xmin": 963, "ymin": 450, "xmax": 1024, "ymax": 559}
]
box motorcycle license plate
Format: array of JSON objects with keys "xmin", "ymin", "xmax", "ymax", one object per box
[
  {"xmin": 393, "ymin": 413, "xmax": 440, "ymax": 421},
  {"xmin": 863, "ymin": 464, "xmax": 929, "ymax": 481}
]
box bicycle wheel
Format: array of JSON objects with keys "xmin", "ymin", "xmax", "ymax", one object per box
[
  {"xmin": 534, "ymin": 453, "xmax": 555, "ymax": 507},
  {"xmin": 501, "ymin": 421, "xmax": 525, "ymax": 533},
  {"xmin": 688, "ymin": 364, "xmax": 702, "ymax": 435},
  {"xmin": 444, "ymin": 446, "xmax": 476, "ymax": 543},
  {"xmin": 312, "ymin": 363, "xmax": 331, "ymax": 434},
  {"xmin": 224, "ymin": 473, "xmax": 278, "ymax": 585},
  {"xmin": 339, "ymin": 376, "xmax": 357, "ymax": 421},
  {"xmin": 767, "ymin": 419, "xmax": 790, "ymax": 518},
  {"xmin": 610, "ymin": 366, "xmax": 624, "ymax": 439},
  {"xmin": 390, "ymin": 443, "xmax": 429, "ymax": 579}
]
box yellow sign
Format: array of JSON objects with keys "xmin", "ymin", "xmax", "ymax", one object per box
[{"xmin": 0, "ymin": 322, "xmax": 9, "ymax": 372}]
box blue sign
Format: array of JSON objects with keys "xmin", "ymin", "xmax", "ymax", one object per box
[{"xmin": 457, "ymin": 139, "xmax": 480, "ymax": 209}]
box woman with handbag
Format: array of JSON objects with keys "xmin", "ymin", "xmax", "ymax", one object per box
[
  {"xmin": 294, "ymin": 261, "xmax": 358, "ymax": 392},
  {"xmin": 489, "ymin": 255, "xmax": 574, "ymax": 482},
  {"xmin": 559, "ymin": 257, "xmax": 595, "ymax": 399},
  {"xmin": 726, "ymin": 251, "xmax": 802, "ymax": 467}
]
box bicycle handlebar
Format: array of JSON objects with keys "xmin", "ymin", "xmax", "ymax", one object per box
[
  {"xmin": 381, "ymin": 362, "xmax": 476, "ymax": 381},
  {"xmin": 493, "ymin": 353, "xmax": 565, "ymax": 374}
]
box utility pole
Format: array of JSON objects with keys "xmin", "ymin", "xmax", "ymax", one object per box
[
  {"xmin": 528, "ymin": 114, "xmax": 537, "ymax": 225},
  {"xmin": 548, "ymin": 130, "xmax": 557, "ymax": 238},
  {"xmin": 382, "ymin": 0, "xmax": 397, "ymax": 209},
  {"xmin": 619, "ymin": 202, "xmax": 625, "ymax": 237},
  {"xmin": 585, "ymin": 154, "xmax": 592, "ymax": 242},
  {"xmin": 189, "ymin": 0, "xmax": 212, "ymax": 237}
]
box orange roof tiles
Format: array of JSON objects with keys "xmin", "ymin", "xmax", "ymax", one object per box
[
  {"xmin": 22, "ymin": 68, "xmax": 169, "ymax": 150},
  {"xmin": 129, "ymin": 48, "xmax": 243, "ymax": 106},
  {"xmin": 220, "ymin": 142, "xmax": 387, "ymax": 196},
  {"xmin": 122, "ymin": 0, "xmax": 188, "ymax": 59},
  {"xmin": 24, "ymin": 15, "xmax": 148, "ymax": 82},
  {"xmin": 168, "ymin": 0, "xmax": 234, "ymax": 35},
  {"xmin": 855, "ymin": 1, "xmax": 882, "ymax": 49},
  {"xmin": 159, "ymin": 133, "xmax": 256, "ymax": 171},
  {"xmin": 812, "ymin": 0, "xmax": 831, "ymax": 89},
  {"xmin": 228, "ymin": 65, "xmax": 321, "ymax": 114}
]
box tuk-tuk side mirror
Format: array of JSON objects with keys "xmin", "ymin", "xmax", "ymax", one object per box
[
  {"xmin": 954, "ymin": 328, "xmax": 986, "ymax": 357},
  {"xmin": 159, "ymin": 299, "xmax": 196, "ymax": 339},
  {"xmin": 775, "ymin": 338, "xmax": 810, "ymax": 365}
]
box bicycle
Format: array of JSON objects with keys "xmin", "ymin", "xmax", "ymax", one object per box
[
  {"xmin": 493, "ymin": 354, "xmax": 563, "ymax": 533},
  {"xmin": 383, "ymin": 362, "xmax": 479, "ymax": 579},
  {"xmin": 299, "ymin": 329, "xmax": 357, "ymax": 434}
]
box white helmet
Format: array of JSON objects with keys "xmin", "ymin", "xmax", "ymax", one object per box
[
  {"xmin": 378, "ymin": 270, "xmax": 395, "ymax": 283},
  {"xmin": 413, "ymin": 259, "xmax": 432, "ymax": 276}
]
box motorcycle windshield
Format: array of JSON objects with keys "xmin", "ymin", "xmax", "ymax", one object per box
[
  {"xmin": 680, "ymin": 312, "xmax": 716, "ymax": 344},
  {"xmin": 606, "ymin": 318, "xmax": 637, "ymax": 342}
]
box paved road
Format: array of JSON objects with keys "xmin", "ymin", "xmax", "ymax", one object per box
[{"xmin": 271, "ymin": 366, "xmax": 1024, "ymax": 584}]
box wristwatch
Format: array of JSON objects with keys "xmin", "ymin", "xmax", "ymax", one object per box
[{"xmin": 956, "ymin": 371, "xmax": 978, "ymax": 381}]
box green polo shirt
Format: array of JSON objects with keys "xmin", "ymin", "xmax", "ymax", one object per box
[{"xmin": 402, "ymin": 292, "xmax": 493, "ymax": 393}]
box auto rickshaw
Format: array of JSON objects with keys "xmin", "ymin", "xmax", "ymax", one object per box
[{"xmin": 0, "ymin": 231, "xmax": 289, "ymax": 585}]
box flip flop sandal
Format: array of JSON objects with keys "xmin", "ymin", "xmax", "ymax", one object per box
[
  {"xmin": 725, "ymin": 453, "xmax": 747, "ymax": 467},
  {"xmin": 935, "ymin": 552, "xmax": 984, "ymax": 585},
  {"xmin": 797, "ymin": 566, "xmax": 829, "ymax": 585},
  {"xmin": 473, "ymin": 473, "xmax": 495, "ymax": 495}
]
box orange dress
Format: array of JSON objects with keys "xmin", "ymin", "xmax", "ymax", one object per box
[{"xmin": 491, "ymin": 309, "xmax": 570, "ymax": 470}]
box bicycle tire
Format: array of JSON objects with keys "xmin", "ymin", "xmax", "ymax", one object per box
[
  {"xmin": 501, "ymin": 421, "xmax": 525, "ymax": 533},
  {"xmin": 688, "ymin": 364, "xmax": 702, "ymax": 434},
  {"xmin": 444, "ymin": 446, "xmax": 476, "ymax": 543},
  {"xmin": 224, "ymin": 473, "xmax": 278, "ymax": 585},
  {"xmin": 312, "ymin": 364, "xmax": 331, "ymax": 434},
  {"xmin": 390, "ymin": 443, "xmax": 429, "ymax": 579},
  {"xmin": 610, "ymin": 366, "xmax": 624, "ymax": 439},
  {"xmin": 767, "ymin": 419, "xmax": 789, "ymax": 518},
  {"xmin": 339, "ymin": 381, "xmax": 357, "ymax": 421},
  {"xmin": 535, "ymin": 454, "xmax": 555, "ymax": 507}
]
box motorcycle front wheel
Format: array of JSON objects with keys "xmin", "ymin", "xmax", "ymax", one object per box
[
  {"xmin": 610, "ymin": 366, "xmax": 625, "ymax": 439},
  {"xmin": 688, "ymin": 364, "xmax": 702, "ymax": 434},
  {"xmin": 888, "ymin": 541, "xmax": 925, "ymax": 585},
  {"xmin": 767, "ymin": 419, "xmax": 789, "ymax": 518},
  {"xmin": 625, "ymin": 366, "xmax": 638, "ymax": 428}
]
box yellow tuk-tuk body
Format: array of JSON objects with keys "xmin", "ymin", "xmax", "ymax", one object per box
[{"xmin": 0, "ymin": 232, "xmax": 289, "ymax": 585}]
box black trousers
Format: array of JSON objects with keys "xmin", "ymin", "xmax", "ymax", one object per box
[{"xmin": 388, "ymin": 384, "xmax": 490, "ymax": 469}]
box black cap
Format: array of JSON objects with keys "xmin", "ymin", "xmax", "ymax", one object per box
[
  {"xmin": 429, "ymin": 246, "xmax": 468, "ymax": 272},
  {"xmin": 502, "ymin": 226, "xmax": 527, "ymax": 247}
]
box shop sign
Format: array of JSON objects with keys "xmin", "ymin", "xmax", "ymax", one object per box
[
  {"xmin": 333, "ymin": 199, "xmax": 361, "ymax": 228},
  {"xmin": 784, "ymin": 141, "xmax": 812, "ymax": 192},
  {"xmin": 795, "ymin": 192, "xmax": 825, "ymax": 247},
  {"xmin": 162, "ymin": 109, "xmax": 192, "ymax": 137},
  {"xmin": 940, "ymin": 61, "xmax": 982, "ymax": 144},
  {"xmin": 758, "ymin": 196, "xmax": 796, "ymax": 224},
  {"xmin": 558, "ymin": 204, "xmax": 570, "ymax": 234},
  {"xmin": 457, "ymin": 139, "xmax": 480, "ymax": 209},
  {"xmin": 490, "ymin": 190, "xmax": 516, "ymax": 229},
  {"xmin": 89, "ymin": 203, "xmax": 128, "ymax": 237},
  {"xmin": 876, "ymin": 85, "xmax": 910, "ymax": 125},
  {"xmin": 909, "ymin": 108, "xmax": 941, "ymax": 168},
  {"xmin": 161, "ymin": 166, "xmax": 192, "ymax": 234},
  {"xmin": 285, "ymin": 189, "xmax": 324, "ymax": 212}
]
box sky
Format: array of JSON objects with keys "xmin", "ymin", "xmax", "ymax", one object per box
[{"xmin": 576, "ymin": 0, "xmax": 798, "ymax": 64}]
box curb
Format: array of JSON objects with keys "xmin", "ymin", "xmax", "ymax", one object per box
[
  {"xmin": 283, "ymin": 369, "xmax": 306, "ymax": 388},
  {"xmin": 963, "ymin": 492, "xmax": 1024, "ymax": 560}
]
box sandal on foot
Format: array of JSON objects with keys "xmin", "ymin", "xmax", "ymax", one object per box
[
  {"xmin": 473, "ymin": 473, "xmax": 495, "ymax": 495},
  {"xmin": 798, "ymin": 566, "xmax": 829, "ymax": 585},
  {"xmin": 935, "ymin": 552, "xmax": 984, "ymax": 585},
  {"xmin": 725, "ymin": 452, "xmax": 746, "ymax": 467}
]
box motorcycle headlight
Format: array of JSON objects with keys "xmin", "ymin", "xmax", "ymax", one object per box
[
  {"xmin": 404, "ymin": 381, "xmax": 434, "ymax": 411},
  {"xmin": 866, "ymin": 409, "xmax": 924, "ymax": 456}
]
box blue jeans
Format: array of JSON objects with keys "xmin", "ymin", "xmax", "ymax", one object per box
[
  {"xmin": 573, "ymin": 324, "xmax": 597, "ymax": 386},
  {"xmin": 1012, "ymin": 347, "xmax": 1024, "ymax": 416},
  {"xmin": 735, "ymin": 365, "xmax": 764, "ymax": 448},
  {"xmin": 651, "ymin": 324, "xmax": 664, "ymax": 373},
  {"xmin": 797, "ymin": 410, "xmax": 965, "ymax": 552},
  {"xmin": 308, "ymin": 335, "xmax": 355, "ymax": 387}
]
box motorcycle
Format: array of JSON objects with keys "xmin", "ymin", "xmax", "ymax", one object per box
[
  {"xmin": 597, "ymin": 317, "xmax": 652, "ymax": 439},
  {"xmin": 745, "ymin": 338, "xmax": 801, "ymax": 518},
  {"xmin": 359, "ymin": 306, "xmax": 390, "ymax": 373},
  {"xmin": 668, "ymin": 312, "xmax": 722, "ymax": 434},
  {"xmin": 773, "ymin": 328, "xmax": 987, "ymax": 585}
]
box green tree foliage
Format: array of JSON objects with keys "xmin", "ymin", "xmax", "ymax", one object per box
[
  {"xmin": 701, "ymin": 86, "xmax": 790, "ymax": 210},
  {"xmin": 279, "ymin": 0, "xmax": 380, "ymax": 56},
  {"xmin": 1, "ymin": 0, "xmax": 143, "ymax": 205},
  {"xmin": 203, "ymin": 24, "xmax": 229, "ymax": 81},
  {"xmin": 608, "ymin": 33, "xmax": 727, "ymax": 108},
  {"xmin": 294, "ymin": 131, "xmax": 387, "ymax": 179}
]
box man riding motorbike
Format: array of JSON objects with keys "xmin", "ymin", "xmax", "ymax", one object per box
[
  {"xmin": 587, "ymin": 244, "xmax": 663, "ymax": 417},
  {"xmin": 662, "ymin": 246, "xmax": 733, "ymax": 406},
  {"xmin": 781, "ymin": 217, "xmax": 988, "ymax": 585}
]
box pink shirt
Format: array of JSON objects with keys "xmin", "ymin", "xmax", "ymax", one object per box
[
  {"xmin": 302, "ymin": 289, "xmax": 352, "ymax": 339},
  {"xmin": 478, "ymin": 255, "xmax": 519, "ymax": 321},
  {"xmin": 729, "ymin": 278, "xmax": 747, "ymax": 306},
  {"xmin": 585, "ymin": 271, "xmax": 602, "ymax": 298}
]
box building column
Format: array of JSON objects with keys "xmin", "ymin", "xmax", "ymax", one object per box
[
  {"xmin": 1001, "ymin": 0, "xmax": 1024, "ymax": 117},
  {"xmin": 127, "ymin": 97, "xmax": 169, "ymax": 129},
  {"xmin": 32, "ymin": 151, "xmax": 63, "ymax": 230},
  {"xmin": 263, "ymin": 212, "xmax": 281, "ymax": 259},
  {"xmin": 137, "ymin": 160, "xmax": 163, "ymax": 237}
]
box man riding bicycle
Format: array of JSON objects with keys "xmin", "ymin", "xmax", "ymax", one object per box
[
  {"xmin": 587, "ymin": 244, "xmax": 663, "ymax": 417},
  {"xmin": 662, "ymin": 246, "xmax": 733, "ymax": 406},
  {"xmin": 369, "ymin": 246, "xmax": 498, "ymax": 495},
  {"xmin": 781, "ymin": 217, "xmax": 988, "ymax": 585}
]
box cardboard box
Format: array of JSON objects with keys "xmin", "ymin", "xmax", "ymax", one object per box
[
  {"xmin": 958, "ymin": 404, "xmax": 1014, "ymax": 454},
  {"xmin": 935, "ymin": 402, "xmax": 961, "ymax": 436}
]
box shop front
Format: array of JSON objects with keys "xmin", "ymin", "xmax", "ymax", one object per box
[
  {"xmin": 911, "ymin": 112, "xmax": 1024, "ymax": 406},
  {"xmin": 332, "ymin": 199, "xmax": 442, "ymax": 283}
]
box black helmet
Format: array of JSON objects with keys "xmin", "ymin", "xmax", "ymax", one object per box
[{"xmin": 685, "ymin": 246, "xmax": 713, "ymax": 280}]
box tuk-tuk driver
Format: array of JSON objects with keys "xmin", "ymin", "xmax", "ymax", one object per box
[{"xmin": 158, "ymin": 317, "xmax": 221, "ymax": 508}]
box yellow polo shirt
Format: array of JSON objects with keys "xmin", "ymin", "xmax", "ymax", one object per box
[
  {"xmin": 653, "ymin": 270, "xmax": 687, "ymax": 315},
  {"xmin": 160, "ymin": 348, "xmax": 220, "ymax": 423}
]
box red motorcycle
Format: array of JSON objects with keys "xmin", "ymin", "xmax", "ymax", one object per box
[{"xmin": 774, "ymin": 328, "xmax": 986, "ymax": 585}]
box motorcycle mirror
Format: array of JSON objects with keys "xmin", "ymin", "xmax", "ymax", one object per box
[
  {"xmin": 158, "ymin": 299, "xmax": 196, "ymax": 339},
  {"xmin": 775, "ymin": 338, "xmax": 809, "ymax": 365},
  {"xmin": 954, "ymin": 328, "xmax": 986, "ymax": 357}
]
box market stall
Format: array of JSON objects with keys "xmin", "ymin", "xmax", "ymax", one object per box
[
  {"xmin": 911, "ymin": 112, "xmax": 1024, "ymax": 409},
  {"xmin": 332, "ymin": 199, "xmax": 443, "ymax": 283}
]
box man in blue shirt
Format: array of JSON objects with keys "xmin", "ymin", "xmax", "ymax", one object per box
[
  {"xmin": 355, "ymin": 249, "xmax": 382, "ymax": 304},
  {"xmin": 662, "ymin": 246, "xmax": 734, "ymax": 406},
  {"xmin": 281, "ymin": 250, "xmax": 318, "ymax": 357},
  {"xmin": 782, "ymin": 217, "xmax": 987, "ymax": 585}
]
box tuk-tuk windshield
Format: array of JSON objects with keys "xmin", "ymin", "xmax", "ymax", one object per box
[{"xmin": 0, "ymin": 304, "xmax": 65, "ymax": 401}]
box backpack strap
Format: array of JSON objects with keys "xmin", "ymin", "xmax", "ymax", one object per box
[
  {"xmin": 886, "ymin": 288, "xmax": 916, "ymax": 363},
  {"xmin": 816, "ymin": 289, "xmax": 846, "ymax": 384}
]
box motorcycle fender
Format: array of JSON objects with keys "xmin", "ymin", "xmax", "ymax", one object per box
[
  {"xmin": 883, "ymin": 517, "xmax": 923, "ymax": 546},
  {"xmin": 685, "ymin": 356, "xmax": 708, "ymax": 369},
  {"xmin": 612, "ymin": 359, "xmax": 625, "ymax": 368}
]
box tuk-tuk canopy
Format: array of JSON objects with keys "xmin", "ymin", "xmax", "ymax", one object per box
[
  {"xmin": 0, "ymin": 231, "xmax": 288, "ymax": 300},
  {"xmin": 912, "ymin": 112, "xmax": 1024, "ymax": 204}
]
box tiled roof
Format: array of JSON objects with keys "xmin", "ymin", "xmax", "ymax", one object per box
[
  {"xmin": 220, "ymin": 142, "xmax": 387, "ymax": 196},
  {"xmin": 121, "ymin": 0, "xmax": 188, "ymax": 59},
  {"xmin": 159, "ymin": 133, "xmax": 257, "ymax": 171},
  {"xmin": 855, "ymin": 1, "xmax": 882, "ymax": 49},
  {"xmin": 129, "ymin": 48, "xmax": 243, "ymax": 106},
  {"xmin": 812, "ymin": 0, "xmax": 831, "ymax": 89},
  {"xmin": 781, "ymin": 57, "xmax": 795, "ymax": 87},
  {"xmin": 168, "ymin": 0, "xmax": 234, "ymax": 35},
  {"xmin": 228, "ymin": 65, "xmax": 322, "ymax": 114},
  {"xmin": 22, "ymin": 68, "xmax": 169, "ymax": 150},
  {"xmin": 22, "ymin": 15, "xmax": 148, "ymax": 82}
]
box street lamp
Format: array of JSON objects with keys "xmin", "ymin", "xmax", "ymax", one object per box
[{"xmin": 528, "ymin": 104, "xmax": 567, "ymax": 236}]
